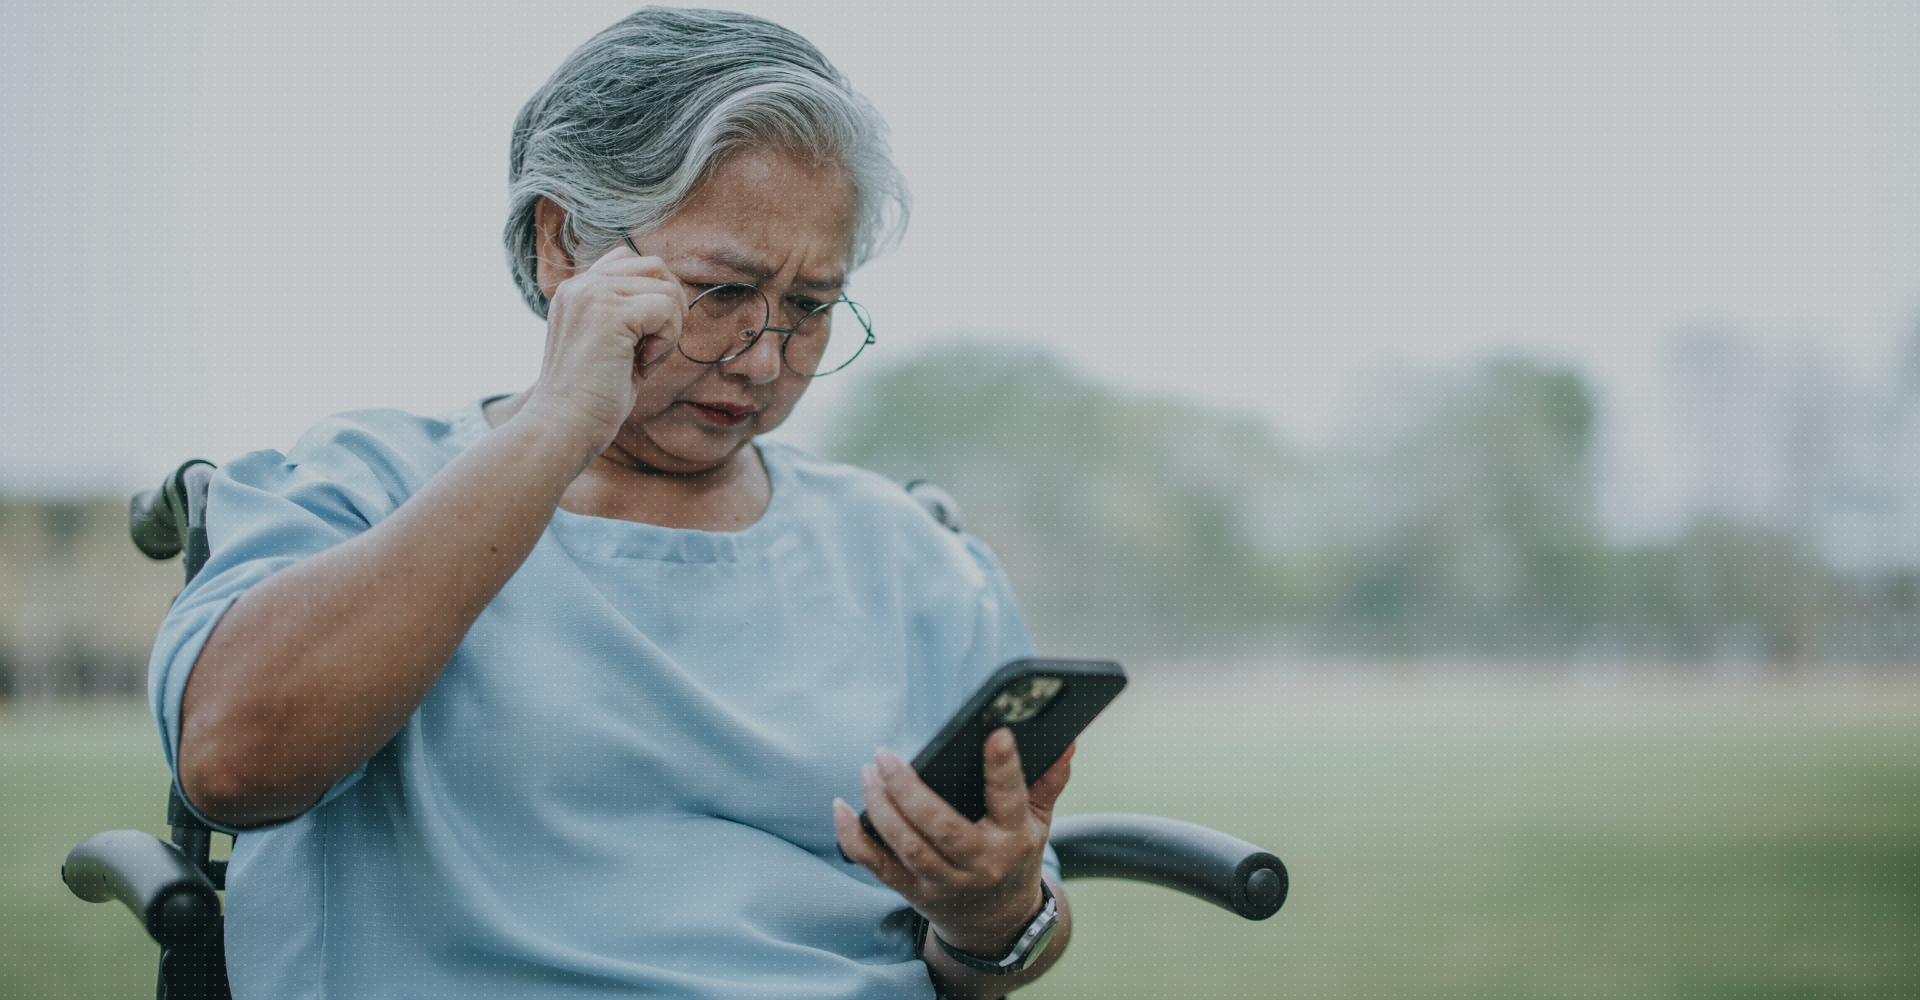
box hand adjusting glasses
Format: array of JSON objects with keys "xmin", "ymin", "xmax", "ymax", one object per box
[{"xmin": 622, "ymin": 234, "xmax": 873, "ymax": 378}]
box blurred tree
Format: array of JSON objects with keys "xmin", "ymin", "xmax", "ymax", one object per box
[
  {"xmin": 3, "ymin": 331, "xmax": 1914, "ymax": 692},
  {"xmin": 826, "ymin": 340, "xmax": 1309, "ymax": 659},
  {"xmin": 824, "ymin": 341, "xmax": 1912, "ymax": 665},
  {"xmin": 1322, "ymin": 355, "xmax": 1608, "ymax": 654}
]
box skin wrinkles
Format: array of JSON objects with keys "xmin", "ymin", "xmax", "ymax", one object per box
[
  {"xmin": 179, "ymin": 141, "xmax": 1068, "ymax": 1000},
  {"xmin": 490, "ymin": 145, "xmax": 859, "ymax": 531},
  {"xmin": 684, "ymin": 243, "xmax": 847, "ymax": 293}
]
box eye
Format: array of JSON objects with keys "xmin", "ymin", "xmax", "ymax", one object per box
[{"xmin": 786, "ymin": 297, "xmax": 835, "ymax": 328}]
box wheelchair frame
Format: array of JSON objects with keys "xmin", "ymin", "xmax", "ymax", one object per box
[{"xmin": 65, "ymin": 462, "xmax": 1287, "ymax": 999}]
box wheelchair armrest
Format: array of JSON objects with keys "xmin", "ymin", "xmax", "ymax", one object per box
[
  {"xmin": 1051, "ymin": 813, "xmax": 1287, "ymax": 920},
  {"xmin": 64, "ymin": 830, "xmax": 222, "ymax": 950},
  {"xmin": 63, "ymin": 816, "xmax": 1282, "ymax": 940}
]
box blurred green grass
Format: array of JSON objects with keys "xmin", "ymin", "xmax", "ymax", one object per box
[
  {"xmin": 1, "ymin": 700, "xmax": 173, "ymax": 999},
  {"xmin": 1032, "ymin": 668, "xmax": 1920, "ymax": 999},
  {"xmin": 5, "ymin": 673, "xmax": 1917, "ymax": 999}
]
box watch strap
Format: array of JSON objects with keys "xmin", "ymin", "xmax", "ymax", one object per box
[
  {"xmin": 909, "ymin": 910, "xmax": 930, "ymax": 962},
  {"xmin": 929, "ymin": 881, "xmax": 1058, "ymax": 976}
]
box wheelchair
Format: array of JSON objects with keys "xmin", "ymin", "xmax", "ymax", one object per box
[{"xmin": 64, "ymin": 461, "xmax": 1288, "ymax": 999}]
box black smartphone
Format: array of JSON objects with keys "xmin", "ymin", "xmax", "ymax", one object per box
[{"xmin": 860, "ymin": 658, "xmax": 1126, "ymax": 846}]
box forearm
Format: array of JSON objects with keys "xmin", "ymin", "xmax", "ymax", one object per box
[
  {"xmin": 178, "ymin": 411, "xmax": 599, "ymax": 827},
  {"xmin": 923, "ymin": 877, "xmax": 1072, "ymax": 1000}
]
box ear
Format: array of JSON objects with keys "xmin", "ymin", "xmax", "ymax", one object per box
[{"xmin": 533, "ymin": 196, "xmax": 577, "ymax": 300}]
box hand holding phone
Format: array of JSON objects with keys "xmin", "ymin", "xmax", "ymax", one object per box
[
  {"xmin": 834, "ymin": 658, "xmax": 1125, "ymax": 965},
  {"xmin": 859, "ymin": 658, "xmax": 1126, "ymax": 841}
]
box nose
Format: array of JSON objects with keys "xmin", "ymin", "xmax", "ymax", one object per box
[{"xmin": 721, "ymin": 326, "xmax": 783, "ymax": 384}]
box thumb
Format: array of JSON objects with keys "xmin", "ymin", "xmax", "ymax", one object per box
[{"xmin": 980, "ymin": 727, "xmax": 1032, "ymax": 826}]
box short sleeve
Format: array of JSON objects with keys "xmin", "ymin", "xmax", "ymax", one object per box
[
  {"xmin": 959, "ymin": 533, "xmax": 1036, "ymax": 680},
  {"xmin": 147, "ymin": 409, "xmax": 469, "ymax": 833}
]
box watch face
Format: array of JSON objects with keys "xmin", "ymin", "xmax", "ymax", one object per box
[
  {"xmin": 1004, "ymin": 883, "xmax": 1059, "ymax": 971},
  {"xmin": 935, "ymin": 883, "xmax": 1060, "ymax": 974},
  {"xmin": 1009, "ymin": 916, "xmax": 1059, "ymax": 972}
]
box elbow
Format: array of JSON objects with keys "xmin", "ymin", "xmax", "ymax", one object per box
[
  {"xmin": 177, "ymin": 639, "xmax": 327, "ymax": 828},
  {"xmin": 176, "ymin": 748, "xmax": 250, "ymax": 828},
  {"xmin": 177, "ymin": 727, "xmax": 317, "ymax": 829}
]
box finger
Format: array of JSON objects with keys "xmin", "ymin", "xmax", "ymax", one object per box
[
  {"xmin": 566, "ymin": 269, "xmax": 682, "ymax": 365},
  {"xmin": 597, "ymin": 246, "xmax": 684, "ymax": 363},
  {"xmin": 833, "ymin": 797, "xmax": 911, "ymax": 882},
  {"xmin": 635, "ymin": 314, "xmax": 678, "ymax": 368},
  {"xmin": 980, "ymin": 727, "xmax": 1031, "ymax": 827},
  {"xmin": 865, "ymin": 757, "xmax": 967, "ymax": 879},
  {"xmin": 872, "ymin": 748, "xmax": 977, "ymax": 863},
  {"xmin": 567, "ymin": 282, "xmax": 677, "ymax": 367},
  {"xmin": 1025, "ymin": 741, "xmax": 1074, "ymax": 821}
]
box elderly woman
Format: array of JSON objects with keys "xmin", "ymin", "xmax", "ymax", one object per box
[{"xmin": 149, "ymin": 8, "xmax": 1070, "ymax": 998}]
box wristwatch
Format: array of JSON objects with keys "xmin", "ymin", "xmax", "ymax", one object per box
[{"xmin": 930, "ymin": 882, "xmax": 1059, "ymax": 976}]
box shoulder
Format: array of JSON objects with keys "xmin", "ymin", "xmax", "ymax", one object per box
[
  {"xmin": 756, "ymin": 445, "xmax": 990, "ymax": 568},
  {"xmin": 761, "ymin": 445, "xmax": 1036, "ymax": 678},
  {"xmin": 760, "ymin": 441, "xmax": 910, "ymax": 497},
  {"xmin": 297, "ymin": 405, "xmax": 470, "ymax": 461},
  {"xmin": 219, "ymin": 401, "xmax": 488, "ymax": 523},
  {"xmin": 760, "ymin": 442, "xmax": 956, "ymax": 537}
]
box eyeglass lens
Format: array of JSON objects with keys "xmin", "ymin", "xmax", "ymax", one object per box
[{"xmin": 681, "ymin": 283, "xmax": 871, "ymax": 377}]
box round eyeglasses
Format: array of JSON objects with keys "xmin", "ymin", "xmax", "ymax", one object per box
[
  {"xmin": 621, "ymin": 235, "xmax": 873, "ymax": 378},
  {"xmin": 680, "ymin": 282, "xmax": 873, "ymax": 378}
]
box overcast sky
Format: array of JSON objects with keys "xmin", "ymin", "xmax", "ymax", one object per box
[{"xmin": 3, "ymin": 0, "xmax": 1915, "ymax": 498}]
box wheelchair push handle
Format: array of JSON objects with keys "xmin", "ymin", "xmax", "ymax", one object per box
[
  {"xmin": 130, "ymin": 460, "xmax": 216, "ymax": 579},
  {"xmin": 1052, "ymin": 812, "xmax": 1287, "ymax": 920},
  {"xmin": 63, "ymin": 829, "xmax": 222, "ymax": 950}
]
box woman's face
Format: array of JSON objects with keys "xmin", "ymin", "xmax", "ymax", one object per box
[{"xmin": 554, "ymin": 146, "xmax": 858, "ymax": 477}]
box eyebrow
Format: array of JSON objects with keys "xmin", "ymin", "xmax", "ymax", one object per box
[{"xmin": 692, "ymin": 247, "xmax": 845, "ymax": 292}]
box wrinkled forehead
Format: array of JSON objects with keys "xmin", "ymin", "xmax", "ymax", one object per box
[
  {"xmin": 682, "ymin": 242, "xmax": 847, "ymax": 293},
  {"xmin": 646, "ymin": 146, "xmax": 859, "ymax": 285}
]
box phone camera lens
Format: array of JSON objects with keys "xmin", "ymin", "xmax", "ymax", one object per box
[{"xmin": 986, "ymin": 677, "xmax": 1063, "ymax": 724}]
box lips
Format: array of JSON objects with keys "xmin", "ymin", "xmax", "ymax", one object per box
[{"xmin": 687, "ymin": 401, "xmax": 757, "ymax": 426}]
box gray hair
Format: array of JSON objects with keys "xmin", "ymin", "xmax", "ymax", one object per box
[{"xmin": 505, "ymin": 7, "xmax": 910, "ymax": 318}]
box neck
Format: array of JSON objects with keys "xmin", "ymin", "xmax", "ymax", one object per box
[
  {"xmin": 568, "ymin": 445, "xmax": 769, "ymax": 531},
  {"xmin": 485, "ymin": 391, "xmax": 770, "ymax": 531}
]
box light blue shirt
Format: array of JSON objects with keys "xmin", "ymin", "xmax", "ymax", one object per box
[{"xmin": 149, "ymin": 400, "xmax": 1037, "ymax": 999}]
